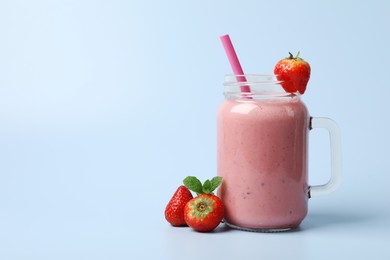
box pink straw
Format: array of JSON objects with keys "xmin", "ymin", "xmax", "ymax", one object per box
[{"xmin": 220, "ymin": 34, "xmax": 251, "ymax": 93}]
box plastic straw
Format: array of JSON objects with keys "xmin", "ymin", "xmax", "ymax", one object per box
[{"xmin": 220, "ymin": 34, "xmax": 251, "ymax": 93}]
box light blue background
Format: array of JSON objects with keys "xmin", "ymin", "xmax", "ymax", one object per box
[{"xmin": 0, "ymin": 0, "xmax": 389, "ymax": 259}]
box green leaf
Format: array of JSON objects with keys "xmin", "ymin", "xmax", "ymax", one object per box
[
  {"xmin": 183, "ymin": 176, "xmax": 203, "ymax": 195},
  {"xmin": 209, "ymin": 176, "xmax": 223, "ymax": 192},
  {"xmin": 202, "ymin": 180, "xmax": 212, "ymax": 194},
  {"xmin": 183, "ymin": 176, "xmax": 223, "ymax": 195}
]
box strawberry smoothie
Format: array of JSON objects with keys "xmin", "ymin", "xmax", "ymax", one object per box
[{"xmin": 217, "ymin": 86, "xmax": 310, "ymax": 231}]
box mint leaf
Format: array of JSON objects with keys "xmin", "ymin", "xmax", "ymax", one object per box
[
  {"xmin": 202, "ymin": 180, "xmax": 212, "ymax": 194},
  {"xmin": 210, "ymin": 176, "xmax": 223, "ymax": 192},
  {"xmin": 183, "ymin": 176, "xmax": 223, "ymax": 195},
  {"xmin": 183, "ymin": 176, "xmax": 203, "ymax": 195}
]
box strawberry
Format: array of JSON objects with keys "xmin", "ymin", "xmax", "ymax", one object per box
[
  {"xmin": 274, "ymin": 51, "xmax": 311, "ymax": 94},
  {"xmin": 183, "ymin": 176, "xmax": 224, "ymax": 232},
  {"xmin": 165, "ymin": 185, "xmax": 193, "ymax": 226}
]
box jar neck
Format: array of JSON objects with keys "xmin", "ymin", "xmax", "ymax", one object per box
[{"xmin": 223, "ymin": 74, "xmax": 301, "ymax": 100}]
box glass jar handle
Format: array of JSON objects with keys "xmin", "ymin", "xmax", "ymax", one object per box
[{"xmin": 309, "ymin": 117, "xmax": 342, "ymax": 197}]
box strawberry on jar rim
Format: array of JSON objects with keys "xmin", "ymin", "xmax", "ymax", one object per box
[{"xmin": 274, "ymin": 52, "xmax": 311, "ymax": 94}]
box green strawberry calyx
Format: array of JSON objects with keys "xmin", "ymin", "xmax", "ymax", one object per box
[
  {"xmin": 183, "ymin": 176, "xmax": 222, "ymax": 196},
  {"xmin": 287, "ymin": 51, "xmax": 303, "ymax": 61}
]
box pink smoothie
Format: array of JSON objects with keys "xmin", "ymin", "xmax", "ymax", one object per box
[{"xmin": 217, "ymin": 96, "xmax": 310, "ymax": 230}]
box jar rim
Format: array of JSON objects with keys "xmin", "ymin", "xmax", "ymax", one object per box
[
  {"xmin": 223, "ymin": 74, "xmax": 300, "ymax": 98},
  {"xmin": 223, "ymin": 74, "xmax": 281, "ymax": 86}
]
